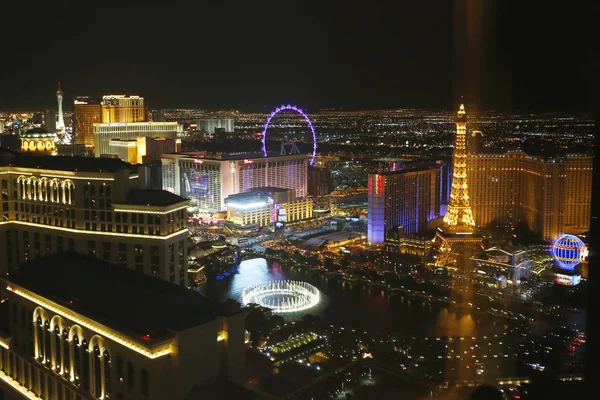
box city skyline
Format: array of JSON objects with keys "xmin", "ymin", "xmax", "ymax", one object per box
[
  {"xmin": 0, "ymin": 2, "xmax": 595, "ymax": 399},
  {"xmin": 0, "ymin": 1, "xmax": 593, "ymax": 112}
]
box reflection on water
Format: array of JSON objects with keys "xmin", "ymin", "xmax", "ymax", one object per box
[{"xmin": 200, "ymin": 258, "xmax": 507, "ymax": 337}]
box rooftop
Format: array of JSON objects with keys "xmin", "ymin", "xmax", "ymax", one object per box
[
  {"xmin": 123, "ymin": 188, "xmax": 187, "ymax": 207},
  {"xmin": 249, "ymin": 187, "xmax": 291, "ymax": 193},
  {"xmin": 21, "ymin": 127, "xmax": 55, "ymax": 138},
  {"xmin": 0, "ymin": 148, "xmax": 137, "ymax": 173},
  {"xmin": 177, "ymin": 151, "xmax": 304, "ymax": 160},
  {"xmin": 375, "ymin": 165, "xmax": 439, "ymax": 176},
  {"xmin": 5, "ymin": 251, "xmax": 221, "ymax": 342}
]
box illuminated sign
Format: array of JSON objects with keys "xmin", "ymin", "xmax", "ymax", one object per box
[
  {"xmin": 244, "ymin": 159, "xmax": 253, "ymax": 164},
  {"xmin": 554, "ymin": 273, "xmax": 581, "ymax": 286},
  {"xmin": 227, "ymin": 201, "xmax": 269, "ymax": 210},
  {"xmin": 194, "ymin": 159, "xmax": 203, "ymax": 164},
  {"xmin": 278, "ymin": 208, "xmax": 287, "ymax": 222}
]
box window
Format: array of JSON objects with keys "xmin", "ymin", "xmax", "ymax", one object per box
[
  {"xmin": 126, "ymin": 361, "xmax": 134, "ymax": 389},
  {"xmin": 116, "ymin": 356, "xmax": 124, "ymax": 382},
  {"xmin": 141, "ymin": 369, "xmax": 149, "ymax": 396},
  {"xmin": 36, "ymin": 317, "xmax": 43, "ymax": 362},
  {"xmin": 94, "ymin": 345, "xmax": 102, "ymax": 397},
  {"xmin": 72, "ymin": 335, "xmax": 81, "ymax": 385},
  {"xmin": 104, "ymin": 350, "xmax": 112, "ymax": 398},
  {"xmin": 44, "ymin": 320, "xmax": 51, "ymax": 363},
  {"xmin": 54, "ymin": 325, "xmax": 61, "ymax": 372},
  {"xmin": 40, "ymin": 373, "xmax": 46, "ymax": 399},
  {"xmin": 82, "ymin": 339, "xmax": 90, "ymax": 391},
  {"xmin": 62, "ymin": 329, "xmax": 69, "ymax": 377}
]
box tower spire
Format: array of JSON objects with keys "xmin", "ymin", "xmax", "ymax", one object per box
[
  {"xmin": 442, "ymin": 101, "xmax": 475, "ymax": 232},
  {"xmin": 56, "ymin": 82, "xmax": 65, "ymax": 131}
]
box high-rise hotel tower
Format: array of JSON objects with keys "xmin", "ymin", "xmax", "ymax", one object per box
[{"xmin": 101, "ymin": 95, "xmax": 145, "ymax": 123}]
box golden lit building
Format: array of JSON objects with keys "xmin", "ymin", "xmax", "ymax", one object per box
[
  {"xmin": 225, "ymin": 187, "xmax": 312, "ymax": 227},
  {"xmin": 0, "ymin": 251, "xmax": 246, "ymax": 400},
  {"xmin": 101, "ymin": 95, "xmax": 145, "ymax": 123},
  {"xmin": 0, "ymin": 149, "xmax": 190, "ymax": 286},
  {"xmin": 467, "ymin": 151, "xmax": 592, "ymax": 240},
  {"xmin": 94, "ymin": 122, "xmax": 181, "ymax": 158},
  {"xmin": 73, "ymin": 97, "xmax": 102, "ymax": 147},
  {"xmin": 108, "ymin": 137, "xmax": 181, "ymax": 165},
  {"xmin": 20, "ymin": 128, "xmax": 57, "ymax": 155}
]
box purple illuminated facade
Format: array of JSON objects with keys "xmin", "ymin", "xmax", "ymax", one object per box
[
  {"xmin": 261, "ymin": 105, "xmax": 317, "ymax": 166},
  {"xmin": 368, "ymin": 167, "xmax": 442, "ymax": 243}
]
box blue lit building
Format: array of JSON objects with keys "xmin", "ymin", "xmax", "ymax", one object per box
[{"xmin": 367, "ymin": 165, "xmax": 444, "ymax": 244}]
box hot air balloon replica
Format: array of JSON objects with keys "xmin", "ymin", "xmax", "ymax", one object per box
[{"xmin": 551, "ymin": 234, "xmax": 585, "ymax": 286}]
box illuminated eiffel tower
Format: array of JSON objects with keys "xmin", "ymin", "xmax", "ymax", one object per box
[{"xmin": 434, "ymin": 102, "xmax": 482, "ymax": 267}]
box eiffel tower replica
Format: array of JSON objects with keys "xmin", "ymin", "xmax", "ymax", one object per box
[{"xmin": 434, "ymin": 102, "xmax": 483, "ymax": 267}]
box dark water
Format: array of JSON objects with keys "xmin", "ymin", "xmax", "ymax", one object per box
[{"xmin": 200, "ymin": 258, "xmax": 510, "ymax": 337}]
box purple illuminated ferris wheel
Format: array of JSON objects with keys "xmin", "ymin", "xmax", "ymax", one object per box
[{"xmin": 261, "ymin": 105, "xmax": 317, "ymax": 166}]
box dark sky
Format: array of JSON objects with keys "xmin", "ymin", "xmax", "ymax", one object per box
[{"xmin": 0, "ymin": 0, "xmax": 594, "ymax": 112}]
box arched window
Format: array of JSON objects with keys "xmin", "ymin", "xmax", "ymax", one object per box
[
  {"xmin": 116, "ymin": 356, "xmax": 124, "ymax": 382},
  {"xmin": 126, "ymin": 361, "xmax": 134, "ymax": 389},
  {"xmin": 103, "ymin": 350, "xmax": 112, "ymax": 398},
  {"xmin": 141, "ymin": 368, "xmax": 149, "ymax": 397},
  {"xmin": 35, "ymin": 316, "xmax": 43, "ymax": 361},
  {"xmin": 72, "ymin": 335, "xmax": 81, "ymax": 385},
  {"xmin": 54, "ymin": 325, "xmax": 61, "ymax": 371},
  {"xmin": 62, "ymin": 329, "xmax": 69, "ymax": 376},
  {"xmin": 82, "ymin": 339, "xmax": 90, "ymax": 391},
  {"xmin": 94, "ymin": 345, "xmax": 102, "ymax": 397},
  {"xmin": 44, "ymin": 320, "xmax": 51, "ymax": 364}
]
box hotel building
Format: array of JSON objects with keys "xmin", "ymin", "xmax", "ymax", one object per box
[
  {"xmin": 0, "ymin": 251, "xmax": 246, "ymax": 400},
  {"xmin": 196, "ymin": 118, "xmax": 235, "ymax": 135},
  {"xmin": 467, "ymin": 151, "xmax": 592, "ymax": 240},
  {"xmin": 367, "ymin": 165, "xmax": 444, "ymax": 243},
  {"xmin": 307, "ymin": 167, "xmax": 333, "ymax": 197},
  {"xmin": 225, "ymin": 187, "xmax": 313, "ymax": 228},
  {"xmin": 20, "ymin": 128, "xmax": 57, "ymax": 155},
  {"xmin": 101, "ymin": 95, "xmax": 145, "ymax": 124},
  {"xmin": 108, "ymin": 137, "xmax": 181, "ymax": 165},
  {"xmin": 162, "ymin": 152, "xmax": 308, "ymax": 213},
  {"xmin": 73, "ymin": 97, "xmax": 102, "ymax": 147},
  {"xmin": 0, "ymin": 149, "xmax": 190, "ymax": 286},
  {"xmin": 94, "ymin": 123, "xmax": 181, "ymax": 158}
]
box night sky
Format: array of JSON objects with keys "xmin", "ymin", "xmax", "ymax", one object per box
[{"xmin": 0, "ymin": 0, "xmax": 594, "ymax": 112}]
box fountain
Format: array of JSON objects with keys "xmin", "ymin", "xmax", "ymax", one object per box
[{"xmin": 242, "ymin": 280, "xmax": 321, "ymax": 313}]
